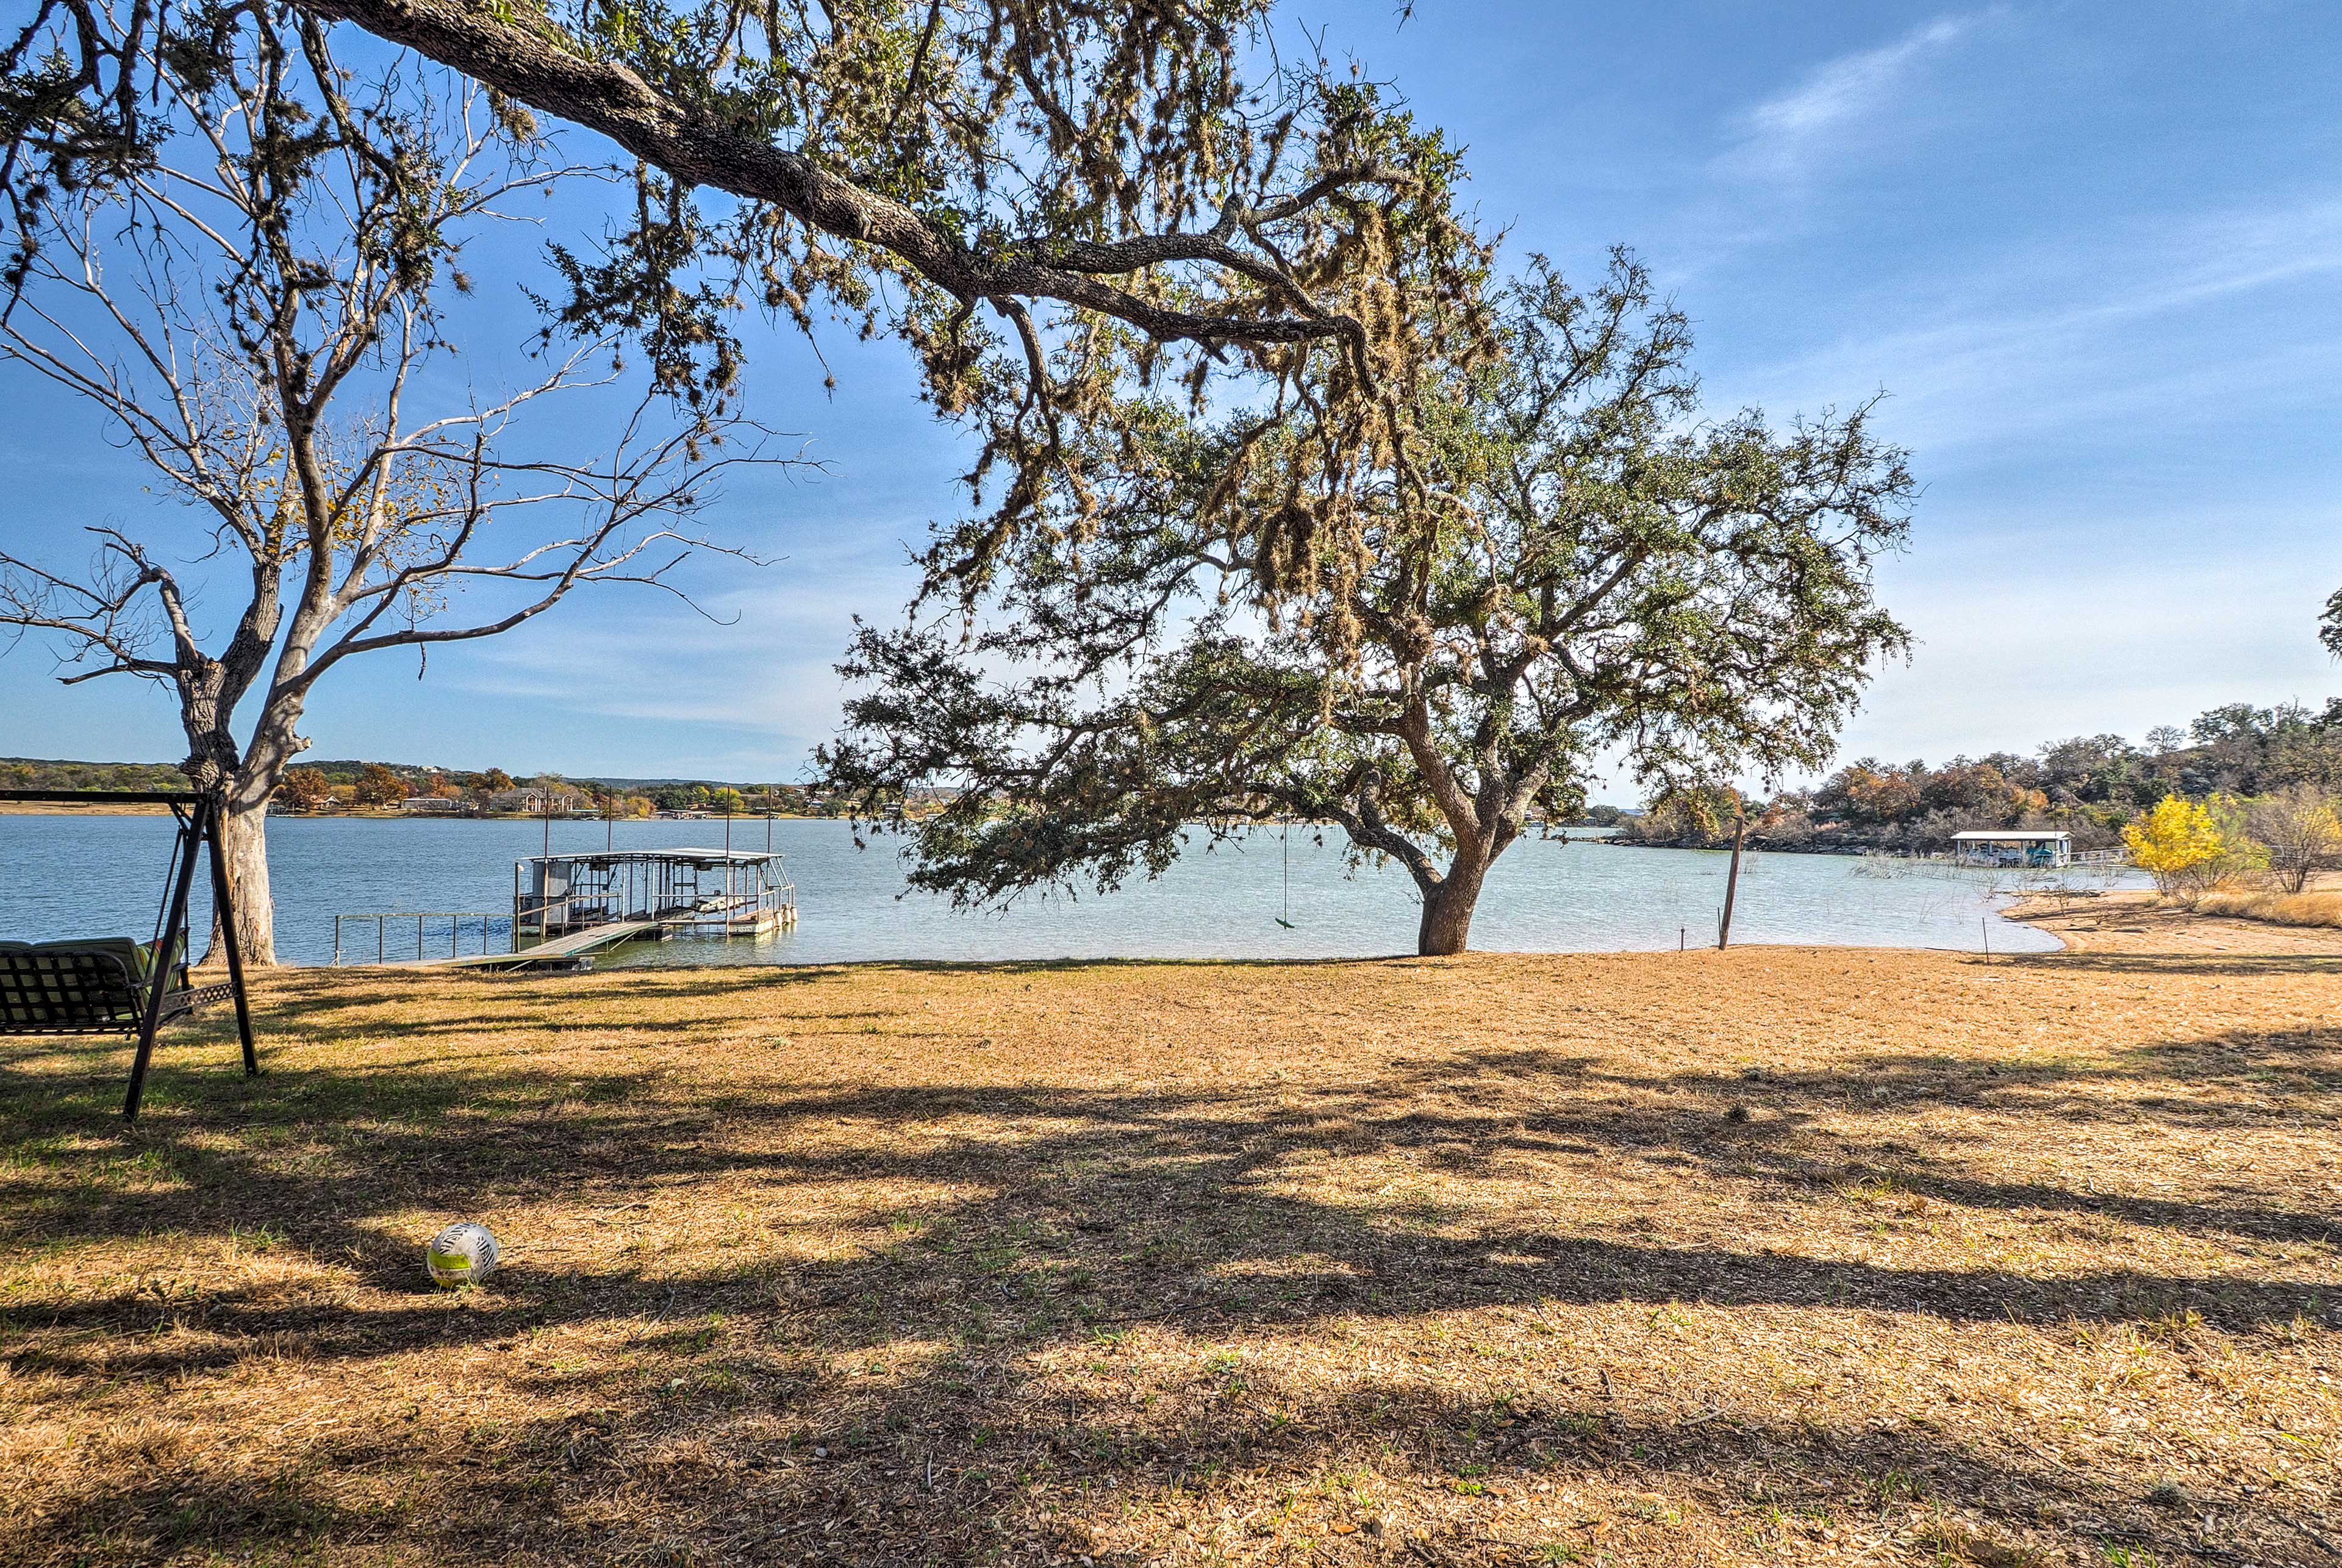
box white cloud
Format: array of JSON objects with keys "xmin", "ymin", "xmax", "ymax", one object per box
[
  {"xmin": 1721, "ymin": 12, "xmax": 1991, "ymax": 182},
  {"xmin": 1706, "ymin": 193, "xmax": 2342, "ymax": 459}
]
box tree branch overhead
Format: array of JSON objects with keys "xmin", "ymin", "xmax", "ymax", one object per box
[{"xmin": 298, "ymin": 0, "xmax": 1390, "ymax": 360}]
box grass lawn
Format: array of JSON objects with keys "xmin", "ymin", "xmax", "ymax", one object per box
[{"xmin": 3, "ymin": 942, "xmax": 2339, "ymax": 1566}]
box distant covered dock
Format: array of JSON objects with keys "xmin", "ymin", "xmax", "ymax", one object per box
[
  {"xmin": 518, "ymin": 847, "xmax": 797, "ymax": 940},
  {"xmin": 1950, "ymin": 829, "xmax": 2071, "ymax": 868},
  {"xmin": 333, "ymin": 844, "xmax": 798, "ymax": 968}
]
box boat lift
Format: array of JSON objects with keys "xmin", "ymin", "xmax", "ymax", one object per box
[{"xmin": 332, "ymin": 846, "xmax": 795, "ymax": 969}]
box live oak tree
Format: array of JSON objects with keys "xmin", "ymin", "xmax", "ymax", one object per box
[
  {"xmin": 260, "ymin": 0, "xmax": 1487, "ymax": 568},
  {"xmin": 822, "ymin": 254, "xmax": 1916, "ymax": 954},
  {"xmin": 0, "ymin": 5, "xmax": 776, "ymax": 962},
  {"xmin": 7, "ymin": 0, "xmax": 1484, "ymax": 964}
]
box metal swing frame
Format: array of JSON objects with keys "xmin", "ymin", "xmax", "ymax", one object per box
[{"xmin": 0, "ymin": 789, "xmax": 259, "ymax": 1121}]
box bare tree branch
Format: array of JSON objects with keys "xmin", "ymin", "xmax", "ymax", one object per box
[{"xmin": 0, "ymin": 4, "xmax": 804, "ymax": 964}]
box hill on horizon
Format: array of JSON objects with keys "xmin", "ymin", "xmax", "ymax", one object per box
[{"xmin": 1, "ymin": 756, "xmax": 800, "ymax": 794}]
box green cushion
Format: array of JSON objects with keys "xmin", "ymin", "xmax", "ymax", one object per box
[{"xmin": 30, "ymin": 937, "xmax": 151, "ymax": 983}]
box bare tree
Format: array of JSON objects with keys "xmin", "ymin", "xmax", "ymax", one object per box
[
  {"xmin": 1, "ymin": 4, "xmax": 782, "ymax": 963},
  {"xmin": 2246, "ymin": 784, "xmax": 2342, "ymax": 894},
  {"xmin": 13, "ymin": 1, "xmax": 1489, "ymax": 596}
]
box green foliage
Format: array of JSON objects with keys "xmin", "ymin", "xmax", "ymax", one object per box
[
  {"xmin": 1638, "ymin": 784, "xmax": 1743, "ymax": 843},
  {"xmin": 140, "ymin": 0, "xmax": 1506, "ymax": 590},
  {"xmin": 0, "ymin": 757, "xmax": 187, "ymax": 794},
  {"xmin": 823, "ymin": 252, "xmax": 1913, "ymax": 953},
  {"xmin": 1714, "ymin": 703, "xmax": 2342, "ymax": 853}
]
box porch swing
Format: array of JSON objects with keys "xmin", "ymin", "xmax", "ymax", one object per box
[{"xmin": 0, "ymin": 789, "xmax": 259, "ymax": 1122}]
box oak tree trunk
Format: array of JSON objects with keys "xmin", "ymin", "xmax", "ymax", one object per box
[{"xmin": 1416, "ymin": 856, "xmax": 1488, "ymax": 956}]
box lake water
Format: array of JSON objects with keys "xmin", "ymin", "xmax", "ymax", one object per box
[{"xmin": 0, "ymin": 813, "xmax": 2139, "ymax": 966}]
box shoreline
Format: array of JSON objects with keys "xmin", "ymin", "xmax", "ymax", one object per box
[
  {"xmin": 4, "ymin": 809, "xmax": 2095, "ymax": 962},
  {"xmin": 2005, "ymin": 885, "xmax": 2342, "ymax": 956},
  {"xmin": 1594, "ymin": 834, "xmax": 2130, "ymax": 863}
]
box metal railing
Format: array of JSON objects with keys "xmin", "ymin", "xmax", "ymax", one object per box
[{"xmin": 332, "ymin": 911, "xmax": 514, "ymax": 965}]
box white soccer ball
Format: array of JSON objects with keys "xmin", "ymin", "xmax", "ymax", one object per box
[{"xmin": 425, "ymin": 1222, "xmax": 501, "ymax": 1288}]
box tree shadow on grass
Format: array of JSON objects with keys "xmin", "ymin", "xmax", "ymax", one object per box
[
  {"xmin": 8, "ymin": 1054, "xmax": 2335, "ymax": 1357},
  {"xmin": 5, "ymin": 977, "xmax": 2339, "ymax": 1566},
  {"xmin": 1441, "ymin": 1033, "xmax": 2341, "ymax": 1245},
  {"xmin": 8, "ymin": 1244, "xmax": 2328, "ymax": 1566},
  {"xmin": 2008, "ymin": 950, "xmax": 2342, "ymax": 978}
]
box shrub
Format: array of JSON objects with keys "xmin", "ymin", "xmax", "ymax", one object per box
[
  {"xmin": 2122, "ymin": 797, "xmax": 2226, "ymax": 897},
  {"xmin": 2244, "ymin": 784, "xmax": 2342, "ymax": 893}
]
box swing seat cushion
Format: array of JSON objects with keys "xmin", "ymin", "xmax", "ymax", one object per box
[{"xmin": 0, "ymin": 937, "xmax": 189, "ymax": 1034}]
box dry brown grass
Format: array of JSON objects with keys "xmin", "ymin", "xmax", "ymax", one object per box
[
  {"xmin": 4, "ymin": 944, "xmax": 2340, "ymax": 1567},
  {"xmin": 2193, "ymin": 889, "xmax": 2342, "ymax": 929}
]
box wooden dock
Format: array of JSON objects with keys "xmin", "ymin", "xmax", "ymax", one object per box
[{"xmin": 395, "ymin": 918, "xmax": 661, "ymax": 970}]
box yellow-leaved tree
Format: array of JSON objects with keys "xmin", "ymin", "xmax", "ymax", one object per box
[{"xmin": 2122, "ymin": 796, "xmax": 2227, "ymax": 897}]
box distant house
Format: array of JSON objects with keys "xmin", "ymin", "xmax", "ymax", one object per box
[{"xmin": 399, "ymin": 795, "xmax": 466, "ymax": 815}]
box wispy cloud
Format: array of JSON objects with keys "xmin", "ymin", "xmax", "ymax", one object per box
[
  {"xmin": 443, "ymin": 532, "xmax": 922, "ymax": 764},
  {"xmin": 1714, "ymin": 194, "xmax": 2342, "ymax": 457},
  {"xmin": 1720, "ymin": 12, "xmax": 1991, "ymax": 182}
]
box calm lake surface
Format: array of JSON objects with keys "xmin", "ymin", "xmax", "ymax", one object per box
[{"xmin": 0, "ymin": 813, "xmax": 2139, "ymax": 966}]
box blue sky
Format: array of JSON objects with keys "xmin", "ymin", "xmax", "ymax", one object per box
[{"xmin": 3, "ymin": 1, "xmax": 2338, "ymax": 794}]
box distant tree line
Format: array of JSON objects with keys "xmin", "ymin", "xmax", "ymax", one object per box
[
  {"xmin": 1, "ymin": 757, "xmax": 191, "ymax": 794},
  {"xmin": 272, "ymin": 770, "xmax": 858, "ymax": 817},
  {"xmin": 5, "ymin": 757, "xmax": 868, "ymax": 818},
  {"xmin": 1618, "ymin": 699, "xmax": 2342, "ymax": 853}
]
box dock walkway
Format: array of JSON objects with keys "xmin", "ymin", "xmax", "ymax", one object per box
[
  {"xmin": 335, "ymin": 843, "xmax": 795, "ymax": 969},
  {"xmin": 395, "ymin": 918, "xmax": 661, "ymax": 970}
]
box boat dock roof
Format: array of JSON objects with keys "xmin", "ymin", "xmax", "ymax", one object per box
[
  {"xmin": 1948, "ymin": 830, "xmax": 2071, "ymax": 843},
  {"xmin": 520, "ymin": 847, "xmax": 784, "ymax": 867}
]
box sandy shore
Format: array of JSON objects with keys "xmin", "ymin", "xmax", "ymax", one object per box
[
  {"xmin": 2010, "ymin": 886, "xmax": 2342, "ymax": 958},
  {"xmin": 4, "ymin": 947, "xmax": 2337, "ymax": 1566}
]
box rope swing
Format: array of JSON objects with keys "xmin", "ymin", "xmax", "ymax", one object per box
[{"xmin": 1277, "ymin": 819, "xmax": 1297, "ymax": 929}]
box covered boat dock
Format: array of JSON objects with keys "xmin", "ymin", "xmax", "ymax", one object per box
[
  {"xmin": 1950, "ymin": 829, "xmax": 2072, "ymax": 868},
  {"xmin": 518, "ymin": 847, "xmax": 798, "ymax": 941}
]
